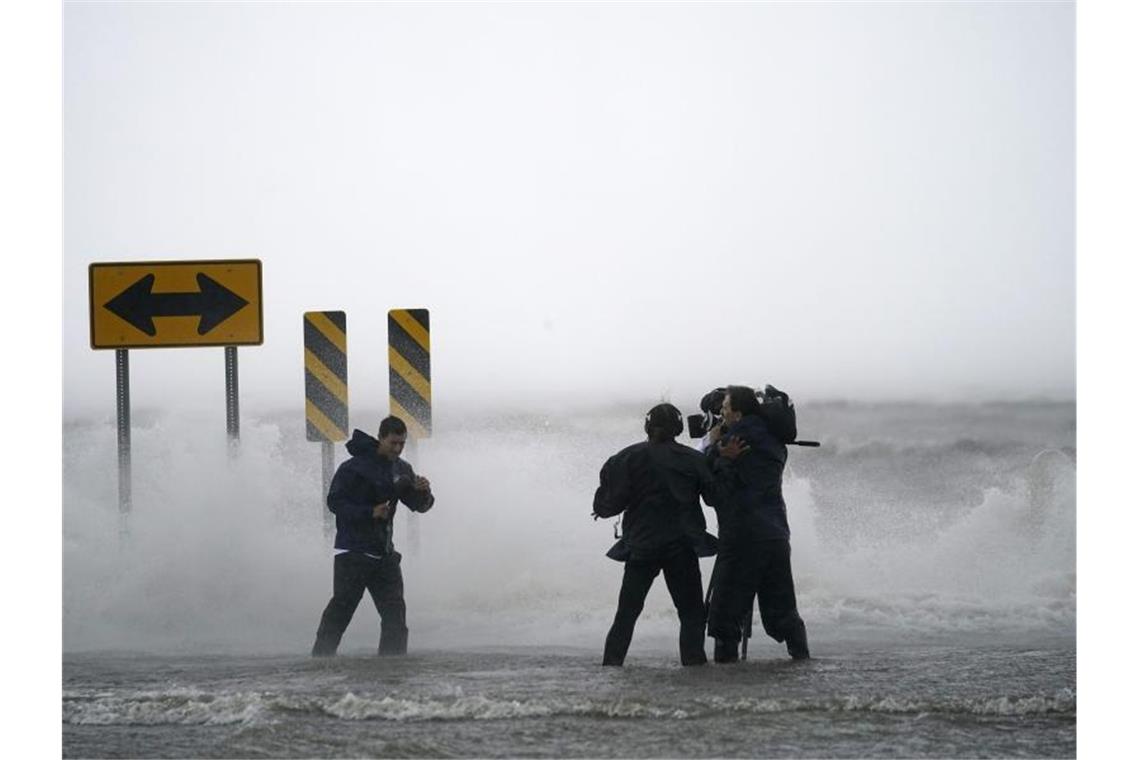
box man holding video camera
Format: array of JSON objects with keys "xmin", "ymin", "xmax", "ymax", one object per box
[
  {"xmin": 705, "ymin": 385, "xmax": 810, "ymax": 662},
  {"xmin": 593, "ymin": 403, "xmax": 738, "ymax": 666}
]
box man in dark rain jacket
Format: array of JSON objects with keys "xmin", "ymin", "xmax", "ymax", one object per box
[
  {"xmin": 593, "ymin": 403, "xmax": 736, "ymax": 666},
  {"xmin": 706, "ymin": 385, "xmax": 810, "ymax": 662},
  {"xmin": 311, "ymin": 416, "xmax": 434, "ymax": 657}
]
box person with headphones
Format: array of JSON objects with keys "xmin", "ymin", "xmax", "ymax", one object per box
[{"xmin": 592, "ymin": 403, "xmax": 743, "ymax": 666}]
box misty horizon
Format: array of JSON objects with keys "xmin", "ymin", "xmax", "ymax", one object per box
[{"xmin": 63, "ymin": 1, "xmax": 1074, "ymax": 418}]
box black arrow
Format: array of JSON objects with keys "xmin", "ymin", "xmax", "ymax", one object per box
[{"xmin": 103, "ymin": 273, "xmax": 250, "ymax": 336}]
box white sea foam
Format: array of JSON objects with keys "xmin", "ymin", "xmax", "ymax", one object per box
[
  {"xmin": 64, "ymin": 687, "xmax": 273, "ymax": 726},
  {"xmin": 63, "ymin": 404, "xmax": 1075, "ymax": 653},
  {"xmin": 695, "ymin": 689, "xmax": 1076, "ymax": 717},
  {"xmin": 320, "ymin": 691, "xmax": 688, "ymax": 721},
  {"xmin": 63, "ymin": 687, "xmax": 1075, "ymax": 725}
]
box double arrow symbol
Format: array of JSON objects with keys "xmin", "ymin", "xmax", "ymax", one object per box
[{"xmin": 103, "ymin": 273, "xmax": 249, "ymax": 336}]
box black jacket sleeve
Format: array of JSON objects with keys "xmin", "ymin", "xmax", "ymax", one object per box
[
  {"xmin": 327, "ymin": 464, "xmax": 376, "ymax": 523},
  {"xmin": 396, "ymin": 461, "xmax": 435, "ymax": 513},
  {"xmin": 593, "ymin": 454, "xmax": 631, "ymax": 518},
  {"xmin": 694, "ymin": 454, "xmax": 725, "ymax": 509},
  {"xmin": 401, "ymin": 487, "xmax": 434, "ymax": 513},
  {"xmin": 709, "ymin": 442, "xmax": 744, "ymax": 497}
]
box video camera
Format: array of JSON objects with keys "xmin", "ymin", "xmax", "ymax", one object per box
[
  {"xmin": 686, "ymin": 387, "xmax": 729, "ymax": 440},
  {"xmin": 687, "ymin": 385, "xmax": 819, "ymax": 447}
]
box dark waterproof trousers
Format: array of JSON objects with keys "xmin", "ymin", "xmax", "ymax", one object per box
[
  {"xmin": 706, "ymin": 538, "xmax": 809, "ymax": 659},
  {"xmin": 312, "ymin": 551, "xmax": 407, "ymax": 656},
  {"xmin": 603, "ymin": 543, "xmax": 708, "ymax": 666}
]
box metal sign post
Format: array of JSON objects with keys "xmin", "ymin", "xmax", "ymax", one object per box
[
  {"xmin": 321, "ymin": 441, "xmax": 335, "ymax": 530},
  {"xmin": 225, "ymin": 346, "xmax": 240, "ymax": 447},
  {"xmin": 89, "ymin": 258, "xmax": 264, "ymax": 523},
  {"xmin": 304, "ymin": 311, "xmax": 349, "ymax": 536},
  {"xmin": 404, "ymin": 437, "xmax": 421, "ymax": 553},
  {"xmin": 115, "ymin": 349, "xmax": 132, "ymax": 533},
  {"xmin": 321, "ymin": 439, "xmax": 332, "ymax": 499},
  {"xmin": 388, "ymin": 308, "xmax": 431, "ymax": 555}
]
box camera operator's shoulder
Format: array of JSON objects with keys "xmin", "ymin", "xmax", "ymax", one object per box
[
  {"xmin": 606, "ymin": 441, "xmax": 648, "ymax": 467},
  {"xmin": 667, "ymin": 441, "xmax": 705, "ymax": 460},
  {"xmin": 614, "ymin": 441, "xmax": 649, "ymax": 459}
]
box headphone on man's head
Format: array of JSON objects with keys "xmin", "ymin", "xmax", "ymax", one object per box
[{"xmin": 644, "ymin": 403, "xmax": 684, "ymax": 438}]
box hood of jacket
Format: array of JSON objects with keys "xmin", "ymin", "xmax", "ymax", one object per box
[{"xmin": 345, "ymin": 428, "xmax": 380, "ymax": 458}]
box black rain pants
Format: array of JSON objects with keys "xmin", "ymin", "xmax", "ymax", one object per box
[
  {"xmin": 603, "ymin": 542, "xmax": 707, "ymax": 666},
  {"xmin": 706, "ymin": 538, "xmax": 808, "ymax": 659},
  {"xmin": 312, "ymin": 551, "xmax": 408, "ymax": 656}
]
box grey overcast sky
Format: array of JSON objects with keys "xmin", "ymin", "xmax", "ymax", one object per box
[{"xmin": 63, "ymin": 1, "xmax": 1074, "ymax": 417}]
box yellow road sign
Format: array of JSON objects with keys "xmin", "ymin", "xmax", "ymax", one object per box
[
  {"xmin": 90, "ymin": 260, "xmax": 263, "ymax": 349},
  {"xmin": 304, "ymin": 311, "xmax": 348, "ymax": 442},
  {"xmin": 388, "ymin": 308, "xmax": 431, "ymax": 438}
]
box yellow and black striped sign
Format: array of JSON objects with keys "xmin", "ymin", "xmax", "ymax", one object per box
[
  {"xmin": 90, "ymin": 259, "xmax": 262, "ymax": 349},
  {"xmin": 388, "ymin": 308, "xmax": 431, "ymax": 438},
  {"xmin": 304, "ymin": 311, "xmax": 348, "ymax": 442}
]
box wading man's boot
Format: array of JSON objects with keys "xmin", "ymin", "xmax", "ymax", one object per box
[
  {"xmin": 785, "ymin": 619, "xmax": 810, "ymax": 660},
  {"xmin": 714, "ymin": 638, "xmax": 739, "ymax": 664}
]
